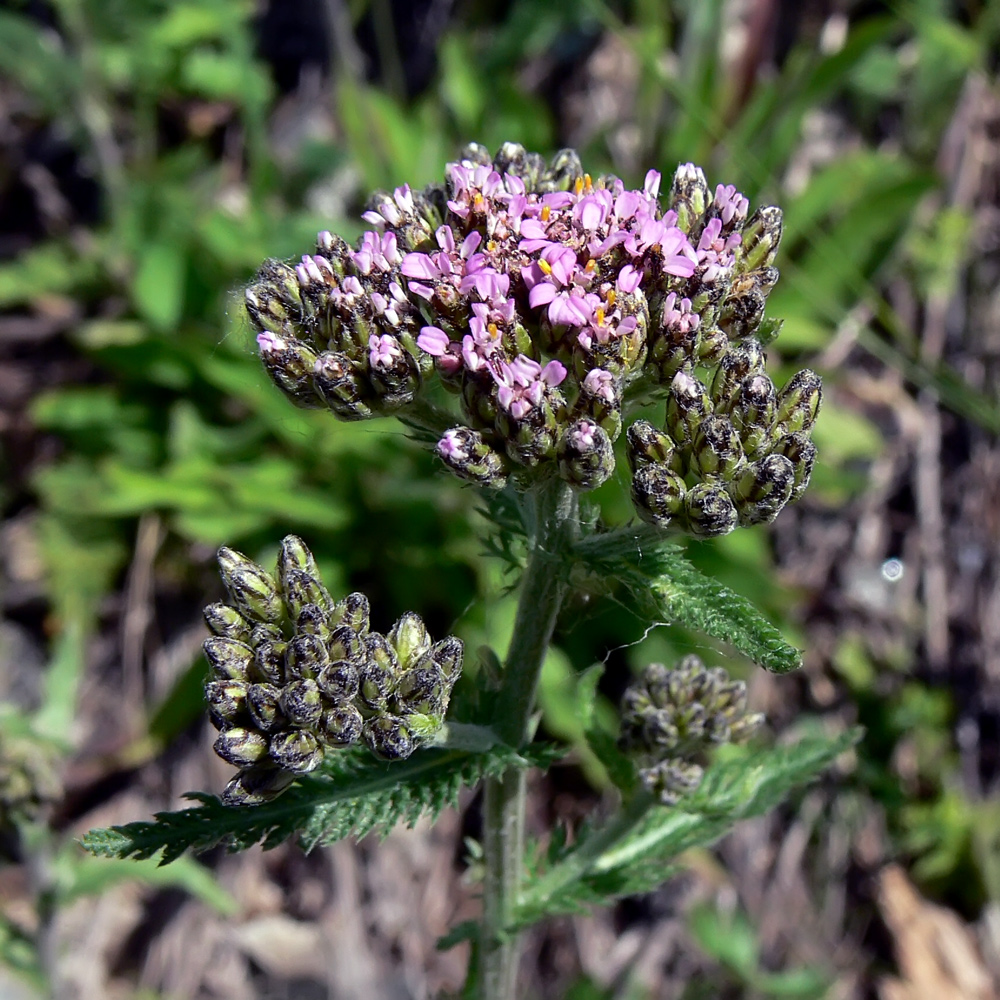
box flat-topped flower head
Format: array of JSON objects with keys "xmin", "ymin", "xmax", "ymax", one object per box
[{"xmin": 243, "ymin": 143, "xmax": 815, "ymax": 516}]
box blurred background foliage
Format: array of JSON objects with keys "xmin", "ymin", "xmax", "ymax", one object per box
[{"xmin": 1, "ymin": 0, "xmax": 999, "ymax": 996}]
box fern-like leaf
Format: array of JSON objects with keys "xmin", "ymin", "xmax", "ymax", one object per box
[
  {"xmin": 573, "ymin": 526, "xmax": 801, "ymax": 674},
  {"xmin": 511, "ymin": 728, "xmax": 860, "ymax": 927},
  {"xmin": 82, "ymin": 743, "xmax": 562, "ymax": 865}
]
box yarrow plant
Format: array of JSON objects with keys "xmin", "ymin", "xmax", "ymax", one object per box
[{"xmin": 84, "ymin": 144, "xmax": 856, "ymax": 1000}]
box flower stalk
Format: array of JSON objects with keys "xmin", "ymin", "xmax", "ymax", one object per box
[{"xmin": 481, "ymin": 478, "xmax": 578, "ymax": 1000}]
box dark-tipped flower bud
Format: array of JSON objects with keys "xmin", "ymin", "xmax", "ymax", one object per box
[
  {"xmin": 317, "ymin": 661, "xmax": 360, "ymax": 703},
  {"xmin": 710, "ymin": 340, "xmax": 766, "ymax": 413},
  {"xmin": 436, "ymin": 427, "xmax": 508, "ymax": 490},
  {"xmin": 203, "ymin": 603, "xmax": 250, "ymax": 642},
  {"xmin": 729, "ymin": 373, "xmax": 777, "ymax": 457},
  {"xmin": 737, "ymin": 205, "xmax": 783, "ymax": 273},
  {"xmin": 277, "ymin": 534, "xmax": 319, "ymax": 589},
  {"xmin": 627, "ymin": 420, "xmax": 676, "ymax": 473},
  {"xmin": 666, "ymin": 371, "xmax": 713, "ymax": 448},
  {"xmin": 205, "ymin": 679, "xmax": 249, "ymax": 729},
  {"xmin": 257, "ymin": 333, "xmax": 321, "ymax": 409},
  {"xmin": 331, "ymin": 592, "xmax": 370, "ymax": 636},
  {"xmin": 772, "ymin": 432, "xmax": 817, "ymax": 503},
  {"xmin": 639, "ymin": 759, "xmax": 704, "ymax": 805},
  {"xmin": 279, "ymin": 678, "xmax": 323, "ymax": 728},
  {"xmin": 319, "ymin": 704, "xmax": 364, "ymax": 747},
  {"xmin": 222, "ymin": 765, "xmax": 295, "ymax": 807},
  {"xmin": 214, "ymin": 728, "xmax": 270, "ymax": 767},
  {"xmin": 247, "ymin": 683, "xmax": 284, "ymax": 732},
  {"xmin": 683, "ymin": 482, "xmax": 738, "ymax": 537},
  {"xmin": 252, "ymin": 639, "xmax": 286, "ymax": 685},
  {"xmin": 557, "ymin": 419, "xmax": 614, "ymax": 491},
  {"xmin": 364, "ymin": 716, "xmax": 416, "ymax": 761},
  {"xmin": 204, "ymin": 638, "xmax": 254, "ymax": 681},
  {"xmin": 269, "ymin": 730, "xmax": 324, "ymax": 773},
  {"xmin": 631, "ymin": 465, "xmax": 686, "ymax": 528},
  {"xmin": 691, "ymin": 415, "xmax": 745, "ymax": 481},
  {"xmin": 285, "ymin": 633, "xmax": 329, "ymax": 680},
  {"xmin": 426, "ymin": 636, "xmax": 464, "ymax": 683},
  {"xmin": 297, "ymin": 603, "xmax": 332, "ymax": 641},
  {"xmin": 774, "ymin": 369, "xmax": 822, "ymax": 435},
  {"xmin": 731, "ymin": 453, "xmax": 795, "ymax": 526},
  {"xmin": 669, "ymin": 162, "xmax": 710, "ymax": 234},
  {"xmin": 313, "ymin": 352, "xmax": 374, "ymax": 421},
  {"xmin": 244, "ymin": 261, "xmax": 302, "ymax": 334},
  {"xmin": 217, "ymin": 547, "xmax": 283, "ymax": 624},
  {"xmin": 395, "ymin": 666, "xmax": 447, "ymax": 718},
  {"xmin": 328, "ymin": 625, "xmax": 364, "ymax": 665}
]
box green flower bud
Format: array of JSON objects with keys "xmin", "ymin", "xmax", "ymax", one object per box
[
  {"xmin": 313, "ymin": 352, "xmax": 374, "ymax": 421},
  {"xmin": 277, "ymin": 534, "xmax": 319, "ymax": 587},
  {"xmin": 709, "ymin": 340, "xmax": 766, "ymax": 413},
  {"xmin": 205, "ymin": 679, "xmax": 249, "ymax": 729},
  {"xmin": 368, "ymin": 336, "xmax": 420, "ymax": 410},
  {"xmin": 365, "ymin": 632, "xmax": 401, "ymax": 680},
  {"xmin": 691, "ymin": 415, "xmax": 745, "ymax": 481},
  {"xmin": 248, "ymin": 623, "xmax": 282, "ymax": 648},
  {"xmin": 247, "ymin": 683, "xmax": 284, "ymax": 732},
  {"xmin": 666, "ymin": 371, "xmax": 713, "ymax": 449},
  {"xmin": 217, "ymin": 547, "xmax": 283, "ymax": 624},
  {"xmin": 317, "ymin": 660, "xmax": 360, "ymax": 703},
  {"xmin": 683, "ymin": 482, "xmax": 738, "ymax": 537},
  {"xmin": 244, "ymin": 261, "xmax": 302, "ymax": 334},
  {"xmin": 213, "ymin": 728, "xmax": 270, "ymax": 768},
  {"xmin": 774, "ymin": 369, "xmax": 822, "ymax": 434},
  {"xmin": 544, "ymin": 147, "xmax": 584, "ymax": 191},
  {"xmin": 696, "ymin": 325, "xmax": 729, "ymax": 365},
  {"xmin": 203, "ymin": 603, "xmax": 250, "ymax": 642},
  {"xmin": 425, "ymin": 636, "xmax": 463, "ymax": 683},
  {"xmin": 631, "ymin": 465, "xmax": 686, "ymax": 528},
  {"xmin": 318, "ymin": 704, "xmax": 363, "ymax": 747},
  {"xmin": 772, "ymin": 432, "xmax": 817, "ymax": 503},
  {"xmin": 639, "ymin": 759, "xmax": 704, "ymax": 805},
  {"xmin": 669, "ymin": 162, "xmax": 710, "ymax": 234},
  {"xmin": 279, "ymin": 678, "xmax": 323, "ymax": 728},
  {"xmin": 719, "ymin": 272, "xmax": 769, "ymax": 341},
  {"xmin": 285, "ymin": 633, "xmax": 329, "ymax": 680},
  {"xmin": 557, "ymin": 419, "xmax": 615, "ymax": 491},
  {"xmin": 269, "ymin": 730, "xmax": 324, "ymax": 773},
  {"xmin": 729, "ymin": 373, "xmax": 776, "ymax": 457},
  {"xmin": 649, "ymin": 322, "xmax": 700, "ymax": 381},
  {"xmin": 281, "ymin": 569, "xmax": 331, "ymax": 622},
  {"xmin": 252, "ymin": 639, "xmax": 286, "ymax": 685},
  {"xmin": 364, "ymin": 716, "xmax": 416, "ymax": 761},
  {"xmin": 627, "ymin": 420, "xmax": 675, "ymax": 473},
  {"xmin": 731, "ymin": 453, "xmax": 795, "ymax": 526},
  {"xmin": 395, "ymin": 665, "xmax": 447, "ymax": 718},
  {"xmin": 358, "ymin": 655, "xmax": 393, "ymax": 712},
  {"xmin": 388, "ymin": 612, "xmax": 431, "ymax": 669},
  {"xmin": 222, "ymin": 765, "xmax": 295, "ymax": 807},
  {"xmin": 328, "ymin": 625, "xmax": 364, "ymax": 665},
  {"xmin": 493, "ymin": 143, "xmax": 546, "ymax": 188},
  {"xmin": 296, "ymin": 603, "xmax": 332, "ymax": 641},
  {"xmin": 203, "ymin": 637, "xmax": 254, "ymax": 681},
  {"xmin": 737, "ymin": 205, "xmax": 783, "ymax": 273},
  {"xmin": 331, "ymin": 592, "xmax": 370, "ymax": 636},
  {"xmin": 259, "ymin": 335, "xmax": 321, "ymax": 409}
]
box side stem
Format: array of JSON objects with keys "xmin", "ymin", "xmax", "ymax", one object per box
[{"xmin": 480, "ymin": 479, "xmax": 578, "ymax": 1000}]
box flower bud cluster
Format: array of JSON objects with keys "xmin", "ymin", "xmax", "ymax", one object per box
[
  {"xmin": 627, "ymin": 341, "xmax": 820, "ymax": 535},
  {"xmin": 245, "ymin": 143, "xmax": 818, "ymax": 530},
  {"xmin": 204, "ymin": 535, "xmax": 463, "ymax": 805},
  {"xmin": 619, "ymin": 656, "xmax": 763, "ymax": 805}
]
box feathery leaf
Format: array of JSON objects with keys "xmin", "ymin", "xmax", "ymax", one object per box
[
  {"xmin": 512, "ymin": 728, "xmax": 860, "ymax": 927},
  {"xmin": 572, "ymin": 526, "xmax": 802, "ymax": 674},
  {"xmin": 82, "ymin": 742, "xmax": 562, "ymax": 865}
]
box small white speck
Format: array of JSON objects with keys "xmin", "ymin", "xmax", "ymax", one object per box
[{"xmin": 881, "ymin": 558, "xmax": 904, "ymax": 583}]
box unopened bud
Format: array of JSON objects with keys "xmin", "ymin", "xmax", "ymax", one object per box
[
  {"xmin": 737, "ymin": 205, "xmax": 783, "ymax": 273},
  {"xmin": 425, "ymin": 635, "xmax": 463, "ymax": 683},
  {"xmin": 258, "ymin": 334, "xmax": 321, "ymax": 408},
  {"xmin": 627, "ymin": 420, "xmax": 675, "ymax": 472},
  {"xmin": 772, "ymin": 432, "xmax": 817, "ymax": 503},
  {"xmin": 669, "ymin": 162, "xmax": 710, "ymax": 233},
  {"xmin": 247, "ymin": 683, "xmax": 284, "ymax": 732},
  {"xmin": 297, "ymin": 603, "xmax": 332, "ymax": 641},
  {"xmin": 205, "ymin": 679, "xmax": 248, "ymax": 728},
  {"xmin": 244, "ymin": 261, "xmax": 302, "ymax": 334},
  {"xmin": 543, "ymin": 147, "xmax": 584, "ymax": 192},
  {"xmin": 222, "ymin": 765, "xmax": 295, "ymax": 807},
  {"xmin": 252, "ymin": 639, "xmax": 286, "ymax": 685},
  {"xmin": 285, "ymin": 633, "xmax": 329, "ymax": 681},
  {"xmin": 774, "ymin": 369, "xmax": 822, "ymax": 434},
  {"xmin": 729, "ymin": 373, "xmax": 776, "ymax": 457},
  {"xmin": 691, "ymin": 415, "xmax": 745, "ymax": 481},
  {"xmin": 710, "ymin": 340, "xmax": 766, "ymax": 413},
  {"xmin": 364, "ymin": 716, "xmax": 416, "ymax": 761},
  {"xmin": 389, "ymin": 612, "xmax": 431, "ymax": 669},
  {"xmin": 683, "ymin": 482, "xmax": 738, "ymax": 537},
  {"xmin": 203, "ymin": 603, "xmax": 250, "ymax": 642},
  {"xmin": 317, "ymin": 661, "xmax": 360, "ymax": 703},
  {"xmin": 631, "ymin": 465, "xmax": 686, "ymax": 528},
  {"xmin": 282, "ymin": 569, "xmax": 331, "ymax": 621},
  {"xmin": 204, "ymin": 637, "xmax": 254, "ymax": 681},
  {"xmin": 639, "ymin": 759, "xmax": 704, "ymax": 805},
  {"xmin": 328, "ymin": 625, "xmax": 364, "ymax": 664},
  {"xmin": 319, "ymin": 704, "xmax": 363, "ymax": 747},
  {"xmin": 331, "ymin": 592, "xmax": 370, "ymax": 635},
  {"xmin": 666, "ymin": 371, "xmax": 713, "ymax": 448},
  {"xmin": 313, "ymin": 352, "xmax": 374, "ymax": 421},
  {"xmin": 732, "ymin": 453, "xmax": 795, "ymax": 526},
  {"xmin": 214, "ymin": 728, "xmax": 269, "ymax": 767},
  {"xmin": 217, "ymin": 547, "xmax": 283, "ymax": 623},
  {"xmin": 269, "ymin": 730, "xmax": 324, "ymax": 773},
  {"xmin": 279, "ymin": 678, "xmax": 323, "ymax": 728}
]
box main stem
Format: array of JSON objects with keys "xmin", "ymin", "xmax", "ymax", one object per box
[{"xmin": 480, "ymin": 478, "xmax": 578, "ymax": 1000}]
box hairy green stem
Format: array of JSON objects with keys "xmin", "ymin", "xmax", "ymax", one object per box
[{"xmin": 480, "ymin": 479, "xmax": 578, "ymax": 1000}]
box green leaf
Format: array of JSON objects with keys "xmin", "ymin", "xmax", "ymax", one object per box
[
  {"xmin": 511, "ymin": 728, "xmax": 860, "ymax": 927},
  {"xmin": 573, "ymin": 529, "xmax": 802, "ymax": 674},
  {"xmin": 81, "ymin": 743, "xmax": 562, "ymax": 864},
  {"xmin": 132, "ymin": 242, "xmax": 186, "ymax": 332}
]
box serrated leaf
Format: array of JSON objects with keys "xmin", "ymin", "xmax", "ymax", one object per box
[
  {"xmin": 81, "ymin": 743, "xmax": 562, "ymax": 864},
  {"xmin": 573, "ymin": 528, "xmax": 802, "ymax": 674},
  {"xmin": 511, "ymin": 728, "xmax": 860, "ymax": 927}
]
